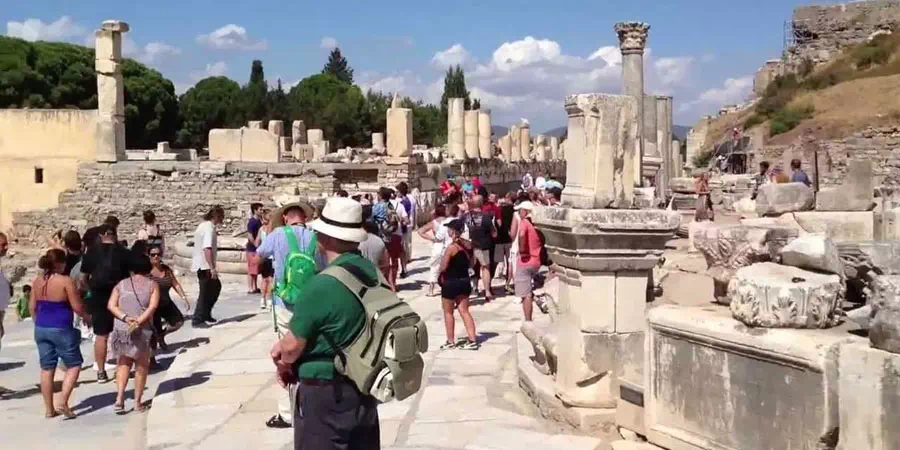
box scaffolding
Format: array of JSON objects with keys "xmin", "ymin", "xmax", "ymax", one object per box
[{"xmin": 783, "ymin": 19, "xmax": 816, "ymax": 55}]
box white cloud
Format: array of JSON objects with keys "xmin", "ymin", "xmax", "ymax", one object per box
[
  {"xmin": 7, "ymin": 16, "xmax": 85, "ymax": 42},
  {"xmin": 654, "ymin": 57, "xmax": 694, "ymax": 86},
  {"xmin": 320, "ymin": 36, "xmax": 338, "ymax": 50},
  {"xmin": 587, "ymin": 45, "xmax": 621, "ymax": 67},
  {"xmin": 431, "ymin": 44, "xmax": 473, "ymax": 68},
  {"xmin": 123, "ymin": 40, "xmax": 181, "ymax": 65},
  {"xmin": 680, "ymin": 75, "xmax": 753, "ymax": 113},
  {"xmin": 492, "ymin": 36, "xmax": 563, "ymax": 71},
  {"xmin": 196, "ymin": 24, "xmax": 268, "ymax": 50},
  {"xmin": 190, "ymin": 61, "xmax": 228, "ymax": 81}
]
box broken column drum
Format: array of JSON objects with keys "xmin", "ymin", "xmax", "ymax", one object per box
[
  {"xmin": 448, "ymin": 98, "xmax": 466, "ymax": 160},
  {"xmin": 464, "ymin": 110, "xmax": 480, "ymax": 159},
  {"xmin": 95, "ymin": 20, "xmax": 130, "ymax": 162},
  {"xmin": 478, "ymin": 109, "xmax": 492, "ymax": 159}
]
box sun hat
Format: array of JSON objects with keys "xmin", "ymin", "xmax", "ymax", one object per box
[
  {"xmin": 514, "ymin": 201, "xmax": 536, "ymax": 211},
  {"xmin": 308, "ymin": 197, "xmax": 368, "ymax": 243},
  {"xmin": 270, "ymin": 201, "xmax": 316, "ymax": 228}
]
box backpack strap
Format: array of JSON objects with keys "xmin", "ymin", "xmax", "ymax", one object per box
[
  {"xmin": 321, "ymin": 264, "xmax": 372, "ymax": 301},
  {"xmin": 283, "ymin": 226, "xmax": 300, "ymax": 253}
]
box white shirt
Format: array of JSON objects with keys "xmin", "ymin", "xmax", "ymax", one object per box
[
  {"xmin": 190, "ymin": 221, "xmax": 218, "ymax": 271},
  {"xmin": 389, "ymin": 199, "xmax": 409, "ymax": 237},
  {"xmin": 0, "ymin": 268, "xmax": 9, "ymax": 311},
  {"xmin": 535, "ymin": 177, "xmax": 547, "ymax": 190},
  {"xmin": 405, "ymin": 193, "xmax": 418, "ymax": 228}
]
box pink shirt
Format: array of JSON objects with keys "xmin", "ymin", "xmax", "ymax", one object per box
[{"xmin": 517, "ymin": 218, "xmax": 542, "ymax": 269}]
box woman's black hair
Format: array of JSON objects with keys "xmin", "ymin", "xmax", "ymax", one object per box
[
  {"xmin": 38, "ymin": 249, "xmax": 66, "ymax": 276},
  {"xmin": 128, "ymin": 250, "xmax": 153, "ymax": 275}
]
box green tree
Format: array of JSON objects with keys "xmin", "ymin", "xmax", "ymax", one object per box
[
  {"xmin": 289, "ymin": 73, "xmax": 366, "ymax": 147},
  {"xmin": 176, "ymin": 76, "xmax": 242, "ymax": 149},
  {"xmin": 472, "ymin": 98, "xmax": 481, "ymax": 110},
  {"xmin": 439, "ymin": 65, "xmax": 471, "ymax": 135},
  {"xmin": 322, "ymin": 48, "xmax": 354, "ymax": 84},
  {"xmin": 267, "ymin": 79, "xmax": 291, "ymax": 124},
  {"xmin": 401, "ymin": 98, "xmax": 443, "ymax": 146},
  {"xmin": 240, "ymin": 59, "xmax": 268, "ymax": 123},
  {"xmin": 0, "ymin": 36, "xmax": 178, "ymax": 147},
  {"xmin": 364, "ymin": 90, "xmax": 391, "ymax": 137}
]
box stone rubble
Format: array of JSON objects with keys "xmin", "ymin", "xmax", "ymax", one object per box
[{"xmin": 780, "ymin": 234, "xmax": 844, "ymax": 276}]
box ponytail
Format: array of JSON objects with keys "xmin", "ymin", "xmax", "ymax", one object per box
[{"xmin": 38, "ymin": 248, "xmax": 66, "ymax": 277}]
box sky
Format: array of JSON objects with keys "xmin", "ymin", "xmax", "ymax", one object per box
[{"xmin": 3, "ymin": 0, "xmax": 837, "ymax": 132}]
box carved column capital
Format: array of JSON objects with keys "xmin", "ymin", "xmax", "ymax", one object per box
[{"xmin": 615, "ymin": 22, "xmax": 650, "ymax": 55}]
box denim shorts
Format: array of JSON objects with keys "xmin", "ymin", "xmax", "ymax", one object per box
[{"xmin": 34, "ymin": 326, "xmax": 84, "ymax": 370}]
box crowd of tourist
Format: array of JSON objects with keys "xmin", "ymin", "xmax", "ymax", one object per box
[{"xmin": 0, "ymin": 168, "xmax": 559, "ymax": 450}]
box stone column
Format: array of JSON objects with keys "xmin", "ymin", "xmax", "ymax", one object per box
[
  {"xmin": 372, "ymin": 132, "xmax": 385, "ymax": 150},
  {"xmin": 672, "ymin": 139, "xmax": 683, "ymax": 178},
  {"xmin": 550, "ymin": 136, "xmax": 560, "ymax": 161},
  {"xmin": 268, "ymin": 120, "xmax": 284, "ymax": 136},
  {"xmin": 562, "ymin": 93, "xmax": 639, "ymax": 209},
  {"xmin": 534, "ymin": 135, "xmax": 549, "ymax": 162},
  {"xmin": 656, "ymin": 96, "xmax": 673, "ymax": 199},
  {"xmin": 291, "ymin": 120, "xmax": 307, "ymax": 145},
  {"xmin": 520, "ymin": 124, "xmax": 531, "ymax": 162},
  {"xmin": 94, "ymin": 20, "xmax": 129, "ymax": 162},
  {"xmin": 616, "ymin": 22, "xmax": 650, "ymax": 186},
  {"xmin": 308, "ymin": 129, "xmax": 324, "ymax": 146},
  {"xmin": 248, "ymin": 121, "xmax": 263, "ymax": 129},
  {"xmin": 509, "ymin": 125, "xmax": 521, "ymax": 162},
  {"xmin": 448, "ymin": 98, "xmax": 466, "ymax": 160},
  {"xmin": 464, "ymin": 110, "xmax": 479, "ymax": 159},
  {"xmin": 478, "ymin": 109, "xmax": 492, "ymax": 159},
  {"xmin": 387, "ymin": 98, "xmax": 412, "ymax": 157},
  {"xmin": 499, "ymin": 134, "xmax": 511, "ymax": 161}
]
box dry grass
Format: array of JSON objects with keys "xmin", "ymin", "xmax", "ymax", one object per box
[
  {"xmin": 768, "ymin": 73, "xmax": 900, "ymax": 143},
  {"xmin": 700, "ymin": 107, "xmax": 755, "ymax": 152}
]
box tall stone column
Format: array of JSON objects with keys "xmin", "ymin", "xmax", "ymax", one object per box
[
  {"xmin": 448, "ymin": 98, "xmax": 466, "ymax": 160},
  {"xmin": 464, "ymin": 110, "xmax": 479, "ymax": 159},
  {"xmin": 387, "ymin": 94, "xmax": 412, "ymax": 157},
  {"xmin": 291, "ymin": 120, "xmax": 307, "ymax": 145},
  {"xmin": 509, "ymin": 125, "xmax": 521, "ymax": 162},
  {"xmin": 520, "ymin": 124, "xmax": 531, "ymax": 162},
  {"xmin": 534, "ymin": 135, "xmax": 549, "ymax": 162},
  {"xmin": 478, "ymin": 109, "xmax": 492, "ymax": 159},
  {"xmin": 656, "ymin": 96, "xmax": 673, "ymax": 198},
  {"xmin": 615, "ymin": 22, "xmax": 650, "ymax": 187},
  {"xmin": 499, "ymin": 134, "xmax": 511, "ymax": 161},
  {"xmin": 550, "ymin": 136, "xmax": 560, "ymax": 161},
  {"xmin": 561, "ymin": 94, "xmax": 639, "ymax": 209},
  {"xmin": 672, "ymin": 139, "xmax": 683, "ymax": 178},
  {"xmin": 94, "ymin": 20, "xmax": 129, "ymax": 162},
  {"xmin": 372, "ymin": 132, "xmax": 385, "ymax": 150}
]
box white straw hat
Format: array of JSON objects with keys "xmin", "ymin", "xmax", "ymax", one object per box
[
  {"xmin": 308, "ymin": 197, "xmax": 368, "ymax": 243},
  {"xmin": 514, "ymin": 201, "xmax": 536, "ymax": 211}
]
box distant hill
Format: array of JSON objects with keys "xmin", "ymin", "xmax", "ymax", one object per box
[
  {"xmin": 491, "ymin": 125, "xmax": 507, "ymax": 137},
  {"xmin": 542, "ymin": 126, "xmax": 566, "ymax": 138}
]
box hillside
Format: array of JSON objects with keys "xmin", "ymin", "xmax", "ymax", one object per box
[{"xmin": 699, "ymin": 33, "xmax": 900, "ymax": 152}]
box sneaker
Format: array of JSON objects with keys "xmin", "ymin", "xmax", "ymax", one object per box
[
  {"xmin": 458, "ymin": 339, "xmax": 480, "ymax": 351},
  {"xmin": 265, "ymin": 414, "xmax": 292, "ymax": 429},
  {"xmin": 97, "ymin": 370, "xmax": 110, "ymax": 384},
  {"xmin": 439, "ymin": 341, "xmax": 457, "ymax": 350},
  {"xmin": 205, "ymin": 317, "xmax": 218, "ymax": 325},
  {"xmin": 260, "ymin": 299, "xmax": 267, "ymax": 310}
]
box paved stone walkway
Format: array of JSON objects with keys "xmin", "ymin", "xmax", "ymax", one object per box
[{"xmin": 1, "ymin": 236, "xmax": 606, "ymax": 449}]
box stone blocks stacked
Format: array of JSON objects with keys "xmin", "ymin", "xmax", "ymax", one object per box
[
  {"xmin": 387, "ymin": 104, "xmax": 412, "ymax": 157},
  {"xmin": 448, "ymin": 98, "xmax": 465, "ymax": 160},
  {"xmin": 94, "ymin": 20, "xmax": 129, "ymax": 162}
]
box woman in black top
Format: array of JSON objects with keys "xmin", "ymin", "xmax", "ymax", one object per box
[{"xmin": 438, "ymin": 219, "xmax": 478, "ymax": 351}]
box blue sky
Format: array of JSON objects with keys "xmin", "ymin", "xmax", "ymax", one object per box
[{"xmin": 4, "ymin": 0, "xmax": 832, "ymax": 131}]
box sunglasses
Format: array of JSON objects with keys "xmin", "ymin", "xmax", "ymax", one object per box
[{"xmin": 149, "ymin": 253, "xmax": 162, "ymax": 257}]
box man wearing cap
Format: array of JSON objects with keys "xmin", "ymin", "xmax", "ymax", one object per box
[
  {"xmin": 514, "ymin": 201, "xmax": 542, "ymax": 321},
  {"xmin": 270, "ymin": 197, "xmax": 379, "ymax": 450},
  {"xmin": 256, "ymin": 201, "xmax": 320, "ymax": 429}
]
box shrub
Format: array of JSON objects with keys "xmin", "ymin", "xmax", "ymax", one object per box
[
  {"xmin": 769, "ymin": 104, "xmax": 814, "ymax": 137},
  {"xmin": 798, "ymin": 58, "xmax": 815, "ymax": 77},
  {"xmin": 853, "ymin": 35, "xmax": 894, "ymax": 70},
  {"xmin": 692, "ymin": 149, "xmax": 715, "ymax": 168},
  {"xmin": 743, "ymin": 114, "xmax": 765, "ymax": 129}
]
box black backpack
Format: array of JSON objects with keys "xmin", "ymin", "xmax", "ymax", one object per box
[
  {"xmin": 88, "ymin": 246, "xmax": 126, "ymax": 292},
  {"xmin": 534, "ymin": 226, "xmax": 552, "ymax": 267}
]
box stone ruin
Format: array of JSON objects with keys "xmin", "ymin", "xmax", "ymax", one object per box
[{"xmin": 516, "ymin": 20, "xmax": 900, "ymax": 450}]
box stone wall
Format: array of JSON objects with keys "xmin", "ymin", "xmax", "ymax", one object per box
[
  {"xmin": 787, "ymin": 0, "xmax": 900, "ymax": 67},
  {"xmin": 755, "ymin": 127, "xmax": 900, "ymax": 188},
  {"xmin": 12, "ymin": 158, "xmax": 565, "ymax": 242},
  {"xmin": 0, "ymin": 109, "xmax": 99, "ymax": 231}
]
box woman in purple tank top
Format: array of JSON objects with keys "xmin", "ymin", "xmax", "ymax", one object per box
[{"xmin": 31, "ymin": 249, "xmax": 90, "ymax": 419}]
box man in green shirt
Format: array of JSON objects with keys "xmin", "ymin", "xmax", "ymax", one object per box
[{"xmin": 270, "ymin": 197, "xmax": 379, "ymax": 450}]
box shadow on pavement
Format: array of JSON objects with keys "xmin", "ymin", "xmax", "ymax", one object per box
[
  {"xmin": 477, "ymin": 332, "xmax": 500, "ymax": 344},
  {"xmin": 154, "ymin": 371, "xmax": 212, "ymax": 397},
  {"xmin": 0, "ymin": 384, "xmax": 40, "ymax": 400},
  {"xmin": 405, "ymin": 266, "xmax": 430, "ymax": 277},
  {"xmin": 215, "ymin": 313, "xmax": 257, "ymax": 326},
  {"xmin": 72, "ymin": 390, "xmax": 122, "ymax": 416},
  {"xmin": 396, "ymin": 280, "xmax": 427, "ymax": 292},
  {"xmin": 165, "ymin": 336, "xmax": 211, "ymax": 354},
  {"xmin": 0, "ymin": 361, "xmax": 25, "ymax": 371}
]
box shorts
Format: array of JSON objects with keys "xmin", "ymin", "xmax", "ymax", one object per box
[
  {"xmin": 35, "ymin": 326, "xmax": 84, "ymax": 370},
  {"xmin": 473, "ymin": 249, "xmax": 491, "ymax": 266},
  {"xmin": 154, "ymin": 300, "xmax": 185, "ymax": 331},
  {"xmin": 402, "ymin": 232, "xmax": 412, "ymax": 262},
  {"xmin": 441, "ymin": 277, "xmax": 472, "ymax": 299},
  {"xmin": 260, "ymin": 259, "xmax": 275, "ymax": 278},
  {"xmin": 247, "ymin": 251, "xmax": 260, "ymax": 276},
  {"xmin": 88, "ymin": 291, "xmax": 115, "ymax": 336},
  {"xmin": 494, "ymin": 243, "xmax": 512, "ymax": 262},
  {"xmin": 515, "ymin": 265, "xmax": 540, "ymax": 297},
  {"xmin": 386, "ymin": 235, "xmax": 403, "ymax": 259}
]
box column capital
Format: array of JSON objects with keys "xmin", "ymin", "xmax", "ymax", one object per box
[{"xmin": 615, "ymin": 22, "xmax": 650, "ymax": 54}]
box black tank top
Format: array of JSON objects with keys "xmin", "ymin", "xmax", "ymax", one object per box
[{"xmin": 444, "ymin": 244, "xmax": 470, "ymax": 280}]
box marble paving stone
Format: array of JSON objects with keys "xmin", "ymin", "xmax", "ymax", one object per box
[
  {"xmin": 466, "ymin": 426, "xmax": 604, "ymax": 450},
  {"xmin": 176, "ymin": 385, "xmax": 262, "ymax": 406},
  {"xmin": 194, "ymin": 358, "xmax": 274, "ymax": 375}
]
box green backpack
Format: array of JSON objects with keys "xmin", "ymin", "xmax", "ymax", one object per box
[
  {"xmin": 321, "ymin": 264, "xmax": 427, "ymax": 403},
  {"xmin": 274, "ymin": 226, "xmax": 318, "ymax": 307}
]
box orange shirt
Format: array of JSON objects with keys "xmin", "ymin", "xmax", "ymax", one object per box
[{"xmin": 518, "ymin": 218, "xmax": 542, "ymax": 269}]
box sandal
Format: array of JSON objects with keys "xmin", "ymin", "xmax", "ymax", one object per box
[
  {"xmin": 439, "ymin": 341, "xmax": 457, "ymax": 350},
  {"xmin": 113, "ymin": 403, "xmax": 126, "ymax": 415},
  {"xmin": 45, "ymin": 410, "xmax": 59, "ymax": 419},
  {"xmin": 135, "ymin": 402, "xmax": 150, "ymax": 413},
  {"xmin": 57, "ymin": 406, "xmax": 77, "ymax": 419},
  {"xmin": 266, "ymin": 414, "xmax": 292, "ymax": 429}
]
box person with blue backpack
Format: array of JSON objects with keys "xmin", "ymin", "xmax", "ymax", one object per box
[{"xmin": 256, "ymin": 201, "xmax": 322, "ymax": 429}]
